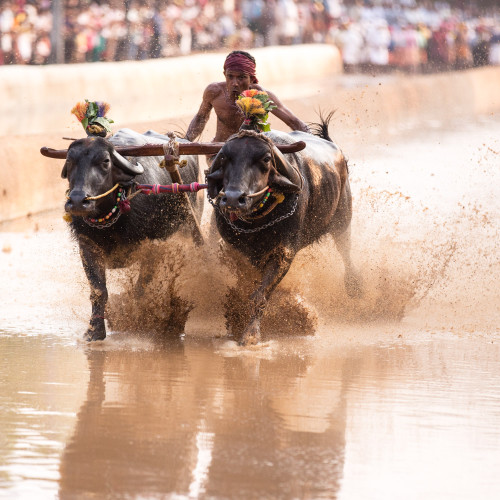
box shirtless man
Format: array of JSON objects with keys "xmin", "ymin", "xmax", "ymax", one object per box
[{"xmin": 185, "ymin": 50, "xmax": 309, "ymax": 143}]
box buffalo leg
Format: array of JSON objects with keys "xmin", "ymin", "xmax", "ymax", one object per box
[
  {"xmin": 331, "ymin": 179, "xmax": 362, "ymax": 298},
  {"xmin": 333, "ymin": 226, "xmax": 362, "ymax": 298},
  {"xmin": 240, "ymin": 247, "xmax": 295, "ymax": 346},
  {"xmin": 79, "ymin": 236, "xmax": 107, "ymax": 341},
  {"xmin": 134, "ymin": 247, "xmax": 162, "ymax": 296}
]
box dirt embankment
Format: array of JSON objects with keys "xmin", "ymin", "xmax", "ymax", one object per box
[{"xmin": 1, "ymin": 43, "xmax": 500, "ymax": 222}]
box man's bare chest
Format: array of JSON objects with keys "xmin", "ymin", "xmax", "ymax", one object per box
[{"xmin": 213, "ymin": 93, "xmax": 244, "ymax": 127}]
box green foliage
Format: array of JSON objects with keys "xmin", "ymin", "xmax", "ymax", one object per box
[{"xmin": 93, "ymin": 116, "xmax": 114, "ymax": 133}]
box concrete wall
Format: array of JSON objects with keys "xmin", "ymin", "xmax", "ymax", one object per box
[{"xmin": 1, "ymin": 44, "xmax": 500, "ymax": 222}]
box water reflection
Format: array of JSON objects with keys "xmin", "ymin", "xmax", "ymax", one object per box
[
  {"xmin": 1, "ymin": 330, "xmax": 500, "ymax": 499},
  {"xmin": 58, "ymin": 338, "xmax": 348, "ymax": 499}
]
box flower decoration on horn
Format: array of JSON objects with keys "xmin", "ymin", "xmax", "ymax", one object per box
[
  {"xmin": 236, "ymin": 90, "xmax": 276, "ymax": 132},
  {"xmin": 71, "ymin": 99, "xmax": 114, "ymax": 137}
]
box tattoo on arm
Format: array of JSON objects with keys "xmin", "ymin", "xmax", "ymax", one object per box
[
  {"xmin": 186, "ymin": 87, "xmax": 214, "ymax": 141},
  {"xmin": 186, "ymin": 114, "xmax": 209, "ymax": 141}
]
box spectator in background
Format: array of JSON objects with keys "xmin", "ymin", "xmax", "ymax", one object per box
[
  {"xmin": 489, "ymin": 27, "xmax": 500, "ymax": 65},
  {"xmin": 427, "ymin": 23, "xmax": 452, "ymax": 72},
  {"xmin": 311, "ymin": 0, "xmax": 331, "ymax": 43},
  {"xmin": 416, "ymin": 23, "xmax": 431, "ymax": 70},
  {"xmin": 242, "ymin": 0, "xmax": 266, "ymax": 47},
  {"xmin": 14, "ymin": 11, "xmax": 34, "ymax": 64},
  {"xmin": 0, "ymin": 0, "xmax": 499, "ymax": 77},
  {"xmin": 364, "ymin": 17, "xmax": 391, "ymax": 73},
  {"xmin": 472, "ymin": 25, "xmax": 490, "ymax": 67},
  {"xmin": 297, "ymin": 0, "xmax": 314, "ymax": 43},
  {"xmin": 454, "ymin": 22, "xmax": 472, "ymax": 70},
  {"xmin": 400, "ymin": 24, "xmax": 420, "ymax": 73},
  {"xmin": 32, "ymin": 30, "xmax": 51, "ymax": 64},
  {"xmin": 276, "ymin": 0, "xmax": 300, "ymax": 45},
  {"xmin": 329, "ymin": 18, "xmax": 364, "ymax": 73}
]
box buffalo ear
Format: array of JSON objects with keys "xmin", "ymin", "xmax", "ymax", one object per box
[
  {"xmin": 271, "ymin": 146, "xmax": 302, "ymax": 191},
  {"xmin": 207, "ymin": 169, "xmax": 223, "ymax": 199},
  {"xmin": 61, "ymin": 162, "xmax": 68, "ymax": 179},
  {"xmin": 207, "ymin": 152, "xmax": 224, "ymax": 199},
  {"xmin": 269, "ymin": 170, "xmax": 301, "ymax": 193},
  {"xmin": 111, "ymin": 149, "xmax": 144, "ymax": 176}
]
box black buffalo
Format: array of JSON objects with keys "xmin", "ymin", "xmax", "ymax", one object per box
[
  {"xmin": 62, "ymin": 128, "xmax": 203, "ymax": 341},
  {"xmin": 207, "ymin": 116, "xmax": 360, "ymax": 345}
]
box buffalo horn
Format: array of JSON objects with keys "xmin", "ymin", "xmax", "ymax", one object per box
[{"xmin": 111, "ymin": 149, "xmax": 144, "ymax": 175}]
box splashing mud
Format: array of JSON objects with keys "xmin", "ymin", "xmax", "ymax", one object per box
[
  {"xmin": 104, "ymin": 236, "xmax": 319, "ymax": 340},
  {"xmin": 92, "ymin": 118, "xmax": 500, "ymax": 341},
  {"xmin": 1, "ymin": 117, "xmax": 497, "ymax": 343},
  {"xmin": 106, "ymin": 241, "xmax": 194, "ymax": 337},
  {"xmin": 101, "ymin": 190, "xmax": 458, "ymax": 341}
]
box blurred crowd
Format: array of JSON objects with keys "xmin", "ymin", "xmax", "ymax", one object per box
[{"xmin": 1, "ymin": 0, "xmax": 499, "ymax": 72}]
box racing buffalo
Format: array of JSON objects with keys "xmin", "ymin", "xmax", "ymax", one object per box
[
  {"xmin": 59, "ymin": 129, "xmax": 203, "ymax": 341},
  {"xmin": 207, "ymin": 115, "xmax": 361, "ymax": 345}
]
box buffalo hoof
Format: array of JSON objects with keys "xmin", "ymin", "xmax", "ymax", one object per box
[
  {"xmin": 84, "ymin": 325, "xmax": 106, "ymax": 342},
  {"xmin": 345, "ymin": 271, "xmax": 362, "ymax": 299},
  {"xmin": 239, "ymin": 327, "xmax": 261, "ymax": 346}
]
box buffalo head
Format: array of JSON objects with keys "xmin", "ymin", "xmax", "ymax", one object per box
[
  {"xmin": 62, "ymin": 136, "xmax": 143, "ymax": 216},
  {"xmin": 207, "ymin": 131, "xmax": 302, "ymax": 218}
]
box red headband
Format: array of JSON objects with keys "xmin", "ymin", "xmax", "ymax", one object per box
[{"xmin": 223, "ymin": 53, "xmax": 258, "ymax": 83}]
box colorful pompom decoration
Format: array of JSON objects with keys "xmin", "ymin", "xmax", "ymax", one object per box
[
  {"xmin": 236, "ymin": 90, "xmax": 276, "ymax": 132},
  {"xmin": 71, "ymin": 99, "xmax": 114, "ymax": 137}
]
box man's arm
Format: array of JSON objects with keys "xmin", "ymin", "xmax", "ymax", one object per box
[
  {"xmin": 185, "ymin": 85, "xmax": 215, "ymax": 141},
  {"xmin": 263, "ymin": 88, "xmax": 310, "ymax": 133}
]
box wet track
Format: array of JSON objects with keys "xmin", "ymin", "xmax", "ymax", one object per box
[{"xmin": 1, "ymin": 105, "xmax": 500, "ymax": 498}]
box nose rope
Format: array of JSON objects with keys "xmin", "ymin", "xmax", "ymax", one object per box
[
  {"xmin": 247, "ymin": 185, "xmax": 270, "ymax": 198},
  {"xmin": 66, "ymin": 183, "xmax": 120, "ymax": 201},
  {"xmin": 85, "ymin": 183, "xmax": 120, "ymax": 201},
  {"xmin": 216, "ymin": 184, "xmax": 270, "ymax": 208}
]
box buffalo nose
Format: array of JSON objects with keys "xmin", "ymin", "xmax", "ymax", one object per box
[
  {"xmin": 220, "ymin": 190, "xmax": 247, "ymax": 209},
  {"xmin": 66, "ymin": 190, "xmax": 91, "ymax": 211}
]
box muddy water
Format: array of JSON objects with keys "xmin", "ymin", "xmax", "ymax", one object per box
[{"xmin": 1, "ymin": 116, "xmax": 499, "ymax": 499}]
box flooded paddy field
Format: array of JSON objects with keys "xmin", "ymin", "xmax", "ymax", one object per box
[{"xmin": 1, "ymin": 113, "xmax": 499, "ymax": 499}]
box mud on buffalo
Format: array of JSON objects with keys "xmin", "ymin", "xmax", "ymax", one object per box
[
  {"xmin": 207, "ymin": 114, "xmax": 361, "ymax": 345},
  {"xmin": 61, "ymin": 129, "xmax": 203, "ymax": 341}
]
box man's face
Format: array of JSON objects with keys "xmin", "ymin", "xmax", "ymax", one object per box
[{"xmin": 224, "ymin": 70, "xmax": 253, "ymax": 101}]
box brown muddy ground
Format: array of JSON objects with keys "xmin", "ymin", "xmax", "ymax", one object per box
[{"xmin": 1, "ymin": 91, "xmax": 499, "ymax": 499}]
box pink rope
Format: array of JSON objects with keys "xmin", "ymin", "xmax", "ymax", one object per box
[{"xmin": 137, "ymin": 182, "xmax": 207, "ymax": 195}]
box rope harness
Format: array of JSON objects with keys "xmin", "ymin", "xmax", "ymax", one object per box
[{"xmin": 65, "ymin": 130, "xmax": 302, "ymax": 234}]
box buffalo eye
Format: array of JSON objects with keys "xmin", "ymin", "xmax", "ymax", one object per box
[
  {"xmin": 99, "ymin": 157, "xmax": 111, "ymax": 169},
  {"xmin": 258, "ymin": 154, "xmax": 272, "ymax": 172}
]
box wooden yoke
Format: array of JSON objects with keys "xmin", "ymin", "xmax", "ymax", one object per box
[
  {"xmin": 40, "ymin": 141, "xmax": 306, "ymax": 159},
  {"xmin": 161, "ymin": 134, "xmax": 204, "ymax": 246}
]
